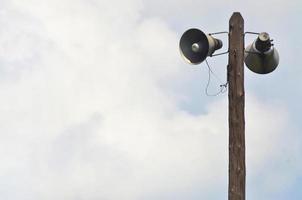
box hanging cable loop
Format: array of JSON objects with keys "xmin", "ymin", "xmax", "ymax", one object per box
[{"xmin": 204, "ymin": 59, "xmax": 228, "ymax": 96}]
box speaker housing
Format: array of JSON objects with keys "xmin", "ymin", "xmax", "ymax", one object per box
[
  {"xmin": 245, "ymin": 32, "xmax": 279, "ymax": 74},
  {"xmin": 179, "ymin": 28, "xmax": 222, "ymax": 64}
]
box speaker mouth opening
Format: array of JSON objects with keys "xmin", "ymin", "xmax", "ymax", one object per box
[{"xmin": 179, "ymin": 28, "xmax": 209, "ymax": 64}]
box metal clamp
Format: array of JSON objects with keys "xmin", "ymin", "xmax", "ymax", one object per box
[
  {"xmin": 209, "ymin": 31, "xmax": 229, "ymax": 36},
  {"xmin": 211, "ymin": 51, "xmax": 229, "ymax": 57},
  {"xmin": 208, "ymin": 31, "xmax": 229, "ymax": 57},
  {"xmin": 244, "ymin": 31, "xmax": 260, "ymax": 35}
]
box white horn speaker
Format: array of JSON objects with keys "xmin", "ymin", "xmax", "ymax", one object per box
[
  {"xmin": 245, "ymin": 32, "xmax": 279, "ymax": 74},
  {"xmin": 179, "ymin": 28, "xmax": 223, "ymax": 64}
]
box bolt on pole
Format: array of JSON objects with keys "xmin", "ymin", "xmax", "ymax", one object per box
[{"xmin": 228, "ymin": 12, "xmax": 246, "ymax": 200}]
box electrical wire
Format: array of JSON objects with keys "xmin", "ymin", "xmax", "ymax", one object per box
[{"xmin": 205, "ymin": 59, "xmax": 228, "ymax": 96}]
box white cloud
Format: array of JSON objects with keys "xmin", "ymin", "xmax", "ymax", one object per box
[{"xmin": 0, "ymin": 0, "xmax": 299, "ymax": 199}]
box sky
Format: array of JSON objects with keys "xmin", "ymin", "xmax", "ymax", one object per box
[{"xmin": 0, "ymin": 0, "xmax": 301, "ymax": 199}]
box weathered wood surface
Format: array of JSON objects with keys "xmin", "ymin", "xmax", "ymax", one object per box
[{"xmin": 228, "ymin": 12, "xmax": 246, "ymax": 200}]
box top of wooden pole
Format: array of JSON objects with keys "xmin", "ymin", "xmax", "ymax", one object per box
[
  {"xmin": 229, "ymin": 13, "xmax": 244, "ymax": 31},
  {"xmin": 230, "ymin": 12, "xmax": 243, "ymax": 19}
]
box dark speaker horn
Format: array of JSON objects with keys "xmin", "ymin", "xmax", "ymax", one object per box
[
  {"xmin": 179, "ymin": 28, "xmax": 223, "ymax": 64},
  {"xmin": 245, "ymin": 32, "xmax": 279, "ymax": 74}
]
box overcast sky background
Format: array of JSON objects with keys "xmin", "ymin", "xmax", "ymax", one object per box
[{"xmin": 0, "ymin": 0, "xmax": 301, "ymax": 199}]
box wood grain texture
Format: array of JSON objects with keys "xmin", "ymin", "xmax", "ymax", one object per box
[{"xmin": 228, "ymin": 12, "xmax": 246, "ymax": 200}]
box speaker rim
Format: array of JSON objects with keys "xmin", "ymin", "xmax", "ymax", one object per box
[
  {"xmin": 244, "ymin": 43, "xmax": 279, "ymax": 74},
  {"xmin": 179, "ymin": 28, "xmax": 209, "ymax": 65}
]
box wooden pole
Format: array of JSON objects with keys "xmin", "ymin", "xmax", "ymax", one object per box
[{"xmin": 228, "ymin": 12, "xmax": 245, "ymax": 200}]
